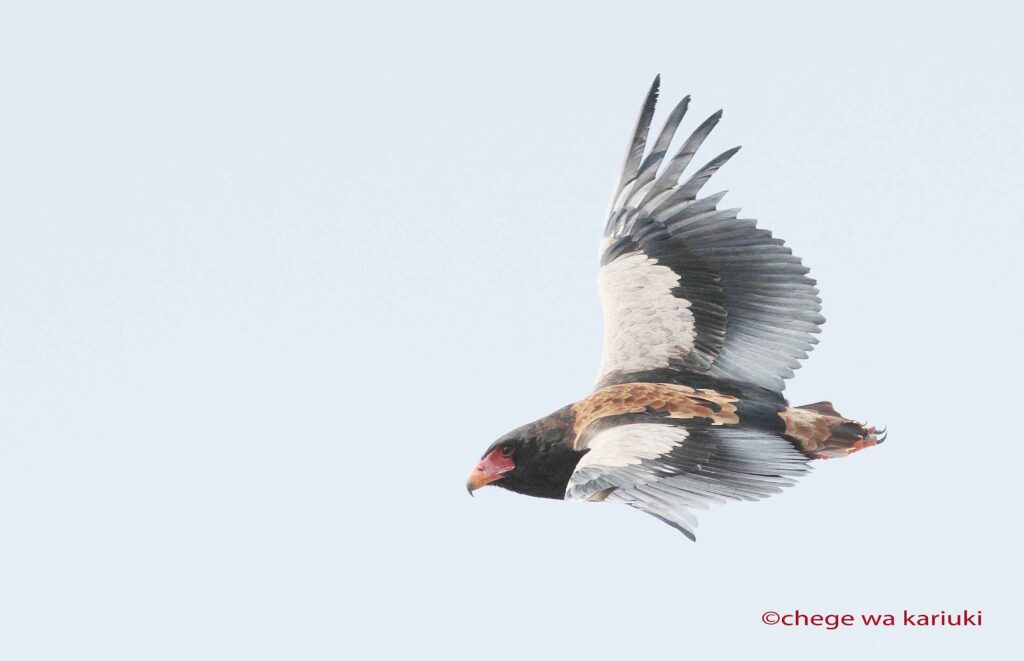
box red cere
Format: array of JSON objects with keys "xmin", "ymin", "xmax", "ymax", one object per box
[
  {"xmin": 466, "ymin": 446, "xmax": 517, "ymax": 492},
  {"xmin": 480, "ymin": 447, "xmax": 516, "ymax": 477}
]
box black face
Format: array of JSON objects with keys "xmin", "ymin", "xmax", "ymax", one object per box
[
  {"xmin": 486, "ymin": 432, "xmax": 586, "ymax": 501},
  {"xmin": 467, "ymin": 407, "xmax": 585, "ymax": 500}
]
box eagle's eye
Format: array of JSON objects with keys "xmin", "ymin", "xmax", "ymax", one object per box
[{"xmin": 501, "ymin": 444, "xmax": 515, "ymax": 457}]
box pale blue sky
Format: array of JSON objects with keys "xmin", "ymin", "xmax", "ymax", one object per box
[{"xmin": 1, "ymin": 2, "xmax": 1021, "ymax": 659}]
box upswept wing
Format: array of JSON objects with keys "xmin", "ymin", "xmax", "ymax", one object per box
[{"xmin": 597, "ymin": 76, "xmax": 824, "ymax": 392}]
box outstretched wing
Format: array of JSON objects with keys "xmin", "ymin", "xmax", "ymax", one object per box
[
  {"xmin": 597, "ymin": 76, "xmax": 824, "ymax": 392},
  {"xmin": 565, "ymin": 421, "xmax": 810, "ymax": 539}
]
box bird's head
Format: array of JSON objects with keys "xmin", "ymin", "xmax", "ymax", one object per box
[
  {"xmin": 466, "ymin": 410, "xmax": 584, "ymax": 500},
  {"xmin": 465, "ymin": 435, "xmax": 523, "ymax": 494}
]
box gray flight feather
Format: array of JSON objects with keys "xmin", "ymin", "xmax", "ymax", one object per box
[
  {"xmin": 631, "ymin": 95, "xmax": 691, "ymax": 194},
  {"xmin": 566, "ymin": 423, "xmax": 812, "ymax": 540},
  {"xmin": 612, "ymin": 75, "xmax": 661, "ymax": 211},
  {"xmin": 596, "ymin": 78, "xmax": 824, "ymax": 391},
  {"xmin": 637, "ymin": 110, "xmax": 723, "ymax": 211}
]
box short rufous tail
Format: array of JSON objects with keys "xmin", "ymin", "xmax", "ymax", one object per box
[{"xmin": 780, "ymin": 401, "xmax": 886, "ymax": 459}]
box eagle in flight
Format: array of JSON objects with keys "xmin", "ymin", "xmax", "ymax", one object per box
[{"xmin": 465, "ymin": 77, "xmax": 884, "ymax": 539}]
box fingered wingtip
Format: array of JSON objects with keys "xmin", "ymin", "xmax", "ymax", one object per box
[
  {"xmin": 648, "ymin": 75, "xmax": 661, "ymax": 99},
  {"xmin": 647, "ymin": 74, "xmax": 662, "ymax": 95}
]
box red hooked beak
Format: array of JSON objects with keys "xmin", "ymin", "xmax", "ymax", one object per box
[{"xmin": 466, "ymin": 448, "xmax": 515, "ymax": 496}]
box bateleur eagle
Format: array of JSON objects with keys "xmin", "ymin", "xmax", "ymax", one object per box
[{"xmin": 465, "ymin": 77, "xmax": 884, "ymax": 540}]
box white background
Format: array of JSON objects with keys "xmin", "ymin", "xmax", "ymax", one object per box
[{"xmin": 1, "ymin": 2, "xmax": 1021, "ymax": 659}]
